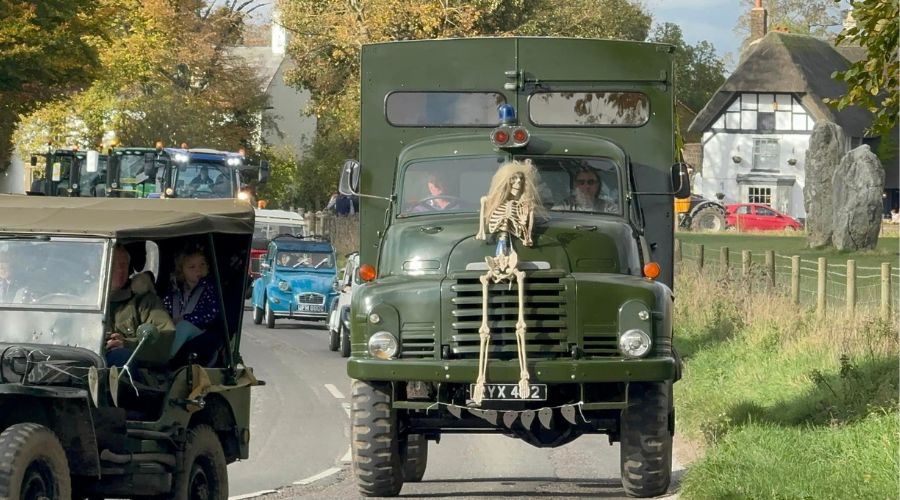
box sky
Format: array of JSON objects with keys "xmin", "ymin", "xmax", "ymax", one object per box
[{"xmin": 645, "ymin": 0, "xmax": 744, "ymax": 65}]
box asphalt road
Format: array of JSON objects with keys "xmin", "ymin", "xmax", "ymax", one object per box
[{"xmin": 227, "ymin": 311, "xmax": 682, "ymax": 499}]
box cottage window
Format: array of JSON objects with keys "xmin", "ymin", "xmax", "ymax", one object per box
[
  {"xmin": 752, "ymin": 138, "xmax": 779, "ymax": 170},
  {"xmin": 747, "ymin": 187, "xmax": 772, "ymax": 204}
]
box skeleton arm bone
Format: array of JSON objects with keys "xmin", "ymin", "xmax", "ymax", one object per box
[{"xmin": 476, "ymin": 196, "xmax": 487, "ymax": 240}]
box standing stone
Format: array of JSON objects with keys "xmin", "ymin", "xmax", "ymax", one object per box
[
  {"xmin": 804, "ymin": 121, "xmax": 846, "ymax": 247},
  {"xmin": 832, "ymin": 145, "xmax": 885, "ymax": 251}
]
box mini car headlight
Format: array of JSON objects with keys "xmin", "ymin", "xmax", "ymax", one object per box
[
  {"xmin": 618, "ymin": 329, "xmax": 652, "ymax": 358},
  {"xmin": 278, "ymin": 280, "xmax": 291, "ymax": 292},
  {"xmin": 367, "ymin": 331, "xmax": 398, "ymax": 360}
]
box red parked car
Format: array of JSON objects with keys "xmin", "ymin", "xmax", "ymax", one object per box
[{"xmin": 725, "ymin": 203, "xmax": 803, "ymax": 231}]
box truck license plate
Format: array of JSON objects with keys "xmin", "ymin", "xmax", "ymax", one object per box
[
  {"xmin": 469, "ymin": 383, "xmax": 547, "ymax": 401},
  {"xmin": 297, "ymin": 304, "xmax": 324, "ymax": 313}
]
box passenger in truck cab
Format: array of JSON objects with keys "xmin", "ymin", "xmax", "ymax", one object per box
[{"xmin": 553, "ymin": 166, "xmax": 619, "ymax": 214}]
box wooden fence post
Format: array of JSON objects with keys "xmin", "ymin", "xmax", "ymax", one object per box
[
  {"xmin": 720, "ymin": 247, "xmax": 729, "ymax": 274},
  {"xmin": 742, "ymin": 250, "xmax": 751, "ymax": 276},
  {"xmin": 674, "ymin": 239, "xmax": 682, "ymax": 263},
  {"xmin": 846, "ymin": 259, "xmax": 856, "ymax": 314},
  {"xmin": 791, "ymin": 255, "xmax": 800, "ymax": 305},
  {"xmin": 817, "ymin": 257, "xmax": 827, "ymax": 317},
  {"xmin": 882, "ymin": 262, "xmax": 892, "ymax": 317},
  {"xmin": 698, "ymin": 244, "xmax": 704, "ymax": 270},
  {"xmin": 766, "ymin": 250, "xmax": 775, "ymax": 290}
]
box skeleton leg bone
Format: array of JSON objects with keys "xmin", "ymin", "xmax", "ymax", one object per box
[
  {"xmin": 513, "ymin": 268, "xmax": 530, "ymax": 398},
  {"xmin": 473, "ymin": 273, "xmax": 492, "ymax": 405}
]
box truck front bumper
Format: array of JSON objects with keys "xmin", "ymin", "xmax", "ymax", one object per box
[{"xmin": 347, "ymin": 357, "xmax": 676, "ymax": 383}]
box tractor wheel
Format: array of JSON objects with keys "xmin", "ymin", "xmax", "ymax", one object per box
[
  {"xmin": 264, "ymin": 301, "xmax": 275, "ymax": 329},
  {"xmin": 340, "ymin": 323, "xmax": 351, "ymax": 358},
  {"xmin": 690, "ymin": 206, "xmax": 726, "ymax": 231},
  {"xmin": 252, "ymin": 306, "xmax": 263, "ymax": 325},
  {"xmin": 351, "ymin": 380, "xmax": 403, "ymax": 497},
  {"xmin": 168, "ymin": 425, "xmax": 228, "ymax": 500},
  {"xmin": 402, "ymin": 434, "xmax": 428, "ymax": 482},
  {"xmin": 0, "ymin": 423, "xmax": 71, "ymax": 500},
  {"xmin": 619, "ymin": 382, "xmax": 673, "ymax": 498}
]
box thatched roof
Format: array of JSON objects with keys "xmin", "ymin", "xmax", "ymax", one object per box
[{"xmin": 688, "ymin": 32, "xmax": 872, "ymax": 137}]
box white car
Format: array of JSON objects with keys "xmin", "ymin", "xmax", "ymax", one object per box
[{"xmin": 328, "ymin": 252, "xmax": 359, "ymax": 357}]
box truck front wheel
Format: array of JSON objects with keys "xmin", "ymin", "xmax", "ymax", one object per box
[
  {"xmin": 170, "ymin": 425, "xmax": 228, "ymax": 500},
  {"xmin": 402, "ymin": 434, "xmax": 428, "ymax": 482},
  {"xmin": 619, "ymin": 382, "xmax": 673, "ymax": 498},
  {"xmin": 0, "ymin": 422, "xmax": 72, "ymax": 500},
  {"xmin": 351, "ymin": 380, "xmax": 403, "ymax": 497}
]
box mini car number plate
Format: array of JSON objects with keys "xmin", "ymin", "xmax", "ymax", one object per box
[
  {"xmin": 297, "ymin": 304, "xmax": 324, "ymax": 313},
  {"xmin": 469, "ymin": 383, "xmax": 547, "ymax": 401}
]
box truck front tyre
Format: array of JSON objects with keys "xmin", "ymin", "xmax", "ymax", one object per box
[
  {"xmin": 351, "ymin": 380, "xmax": 403, "ymax": 497},
  {"xmin": 0, "ymin": 423, "xmax": 72, "ymax": 500},
  {"xmin": 619, "ymin": 382, "xmax": 673, "ymax": 498},
  {"xmin": 402, "ymin": 434, "xmax": 428, "ymax": 482},
  {"xmin": 169, "ymin": 425, "xmax": 228, "ymax": 500}
]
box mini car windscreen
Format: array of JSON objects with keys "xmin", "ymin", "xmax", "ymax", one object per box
[
  {"xmin": 174, "ymin": 162, "xmax": 235, "ymax": 198},
  {"xmin": 0, "ymin": 237, "xmax": 106, "ymax": 309},
  {"xmin": 386, "ymin": 92, "xmax": 506, "ymax": 127},
  {"xmin": 529, "ymin": 92, "xmax": 649, "ymax": 126},
  {"xmin": 276, "ymin": 251, "xmax": 334, "ymax": 269},
  {"xmin": 399, "ymin": 156, "xmax": 621, "ymax": 216}
]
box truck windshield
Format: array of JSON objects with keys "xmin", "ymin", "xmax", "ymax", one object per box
[
  {"xmin": 116, "ymin": 154, "xmax": 162, "ymax": 197},
  {"xmin": 399, "ymin": 155, "xmax": 622, "ymax": 216},
  {"xmin": 0, "ymin": 237, "xmax": 106, "ymax": 310},
  {"xmin": 174, "ymin": 162, "xmax": 235, "ymax": 198}
]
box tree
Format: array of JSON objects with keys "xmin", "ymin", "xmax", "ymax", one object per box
[
  {"xmin": 650, "ymin": 23, "xmax": 727, "ymax": 113},
  {"xmin": 13, "ymin": 0, "xmax": 271, "ymax": 157},
  {"xmin": 0, "ymin": 0, "xmax": 106, "ymax": 170},
  {"xmin": 829, "ymin": 0, "xmax": 898, "ymax": 136},
  {"xmin": 734, "ymin": 0, "xmax": 850, "ymax": 44}
]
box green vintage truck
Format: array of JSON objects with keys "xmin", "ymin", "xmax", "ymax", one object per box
[{"xmin": 340, "ymin": 37, "xmax": 689, "ymax": 498}]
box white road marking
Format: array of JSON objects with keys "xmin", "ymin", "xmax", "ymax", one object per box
[
  {"xmin": 324, "ymin": 383, "xmax": 345, "ymax": 399},
  {"xmin": 229, "ymin": 489, "xmax": 276, "ymax": 500},
  {"xmin": 342, "ymin": 402, "xmax": 351, "ymax": 418},
  {"xmin": 293, "ymin": 466, "xmax": 342, "ymax": 485},
  {"xmin": 341, "ymin": 447, "xmax": 352, "ymax": 463}
]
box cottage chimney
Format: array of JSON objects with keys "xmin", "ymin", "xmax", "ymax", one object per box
[{"xmin": 750, "ymin": 0, "xmax": 768, "ymax": 43}]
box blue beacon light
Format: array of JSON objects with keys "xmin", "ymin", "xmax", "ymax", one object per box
[{"xmin": 498, "ymin": 104, "xmax": 516, "ymax": 124}]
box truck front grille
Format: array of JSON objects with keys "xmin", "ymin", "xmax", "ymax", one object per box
[
  {"xmin": 449, "ymin": 271, "xmax": 568, "ymax": 360},
  {"xmin": 582, "ymin": 324, "xmax": 620, "ymax": 357},
  {"xmin": 401, "ymin": 322, "xmax": 436, "ymax": 359}
]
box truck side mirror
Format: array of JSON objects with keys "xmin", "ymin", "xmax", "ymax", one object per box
[
  {"xmin": 339, "ymin": 159, "xmax": 360, "ymax": 196},
  {"xmin": 671, "ymin": 163, "xmax": 691, "ymax": 199},
  {"xmin": 258, "ymin": 160, "xmax": 269, "ymax": 184},
  {"xmin": 30, "ymin": 156, "xmax": 37, "ymax": 167},
  {"xmin": 107, "ymin": 155, "xmax": 120, "ymax": 193},
  {"xmin": 86, "ymin": 150, "xmax": 100, "ymax": 173}
]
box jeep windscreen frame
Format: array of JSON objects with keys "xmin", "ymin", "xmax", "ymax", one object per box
[
  {"xmin": 397, "ymin": 154, "xmax": 625, "ymax": 217},
  {"xmin": 0, "ymin": 236, "xmax": 108, "ymax": 352}
]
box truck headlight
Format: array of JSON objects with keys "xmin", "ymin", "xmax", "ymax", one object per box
[
  {"xmin": 618, "ymin": 329, "xmax": 652, "ymax": 358},
  {"xmin": 278, "ymin": 280, "xmax": 291, "ymax": 292},
  {"xmin": 368, "ymin": 332, "xmax": 398, "ymax": 360}
]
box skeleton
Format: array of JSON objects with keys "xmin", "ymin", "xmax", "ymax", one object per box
[{"xmin": 472, "ymin": 161, "xmax": 539, "ymax": 405}]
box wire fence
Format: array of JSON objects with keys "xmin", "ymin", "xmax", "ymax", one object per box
[{"xmin": 675, "ymin": 239, "xmax": 899, "ymax": 317}]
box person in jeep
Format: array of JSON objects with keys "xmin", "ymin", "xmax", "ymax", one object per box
[{"xmin": 105, "ymin": 244, "xmax": 175, "ymax": 367}]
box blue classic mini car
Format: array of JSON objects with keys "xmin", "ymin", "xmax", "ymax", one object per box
[{"xmin": 251, "ymin": 235, "xmax": 338, "ymax": 328}]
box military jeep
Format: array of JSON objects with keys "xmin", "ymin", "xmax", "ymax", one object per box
[{"xmin": 0, "ymin": 196, "xmax": 260, "ymax": 500}]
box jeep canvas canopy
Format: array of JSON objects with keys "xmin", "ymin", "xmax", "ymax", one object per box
[{"xmin": 0, "ymin": 195, "xmax": 254, "ymax": 238}]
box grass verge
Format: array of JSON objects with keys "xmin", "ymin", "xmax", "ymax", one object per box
[{"xmin": 674, "ymin": 259, "xmax": 899, "ymax": 499}]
